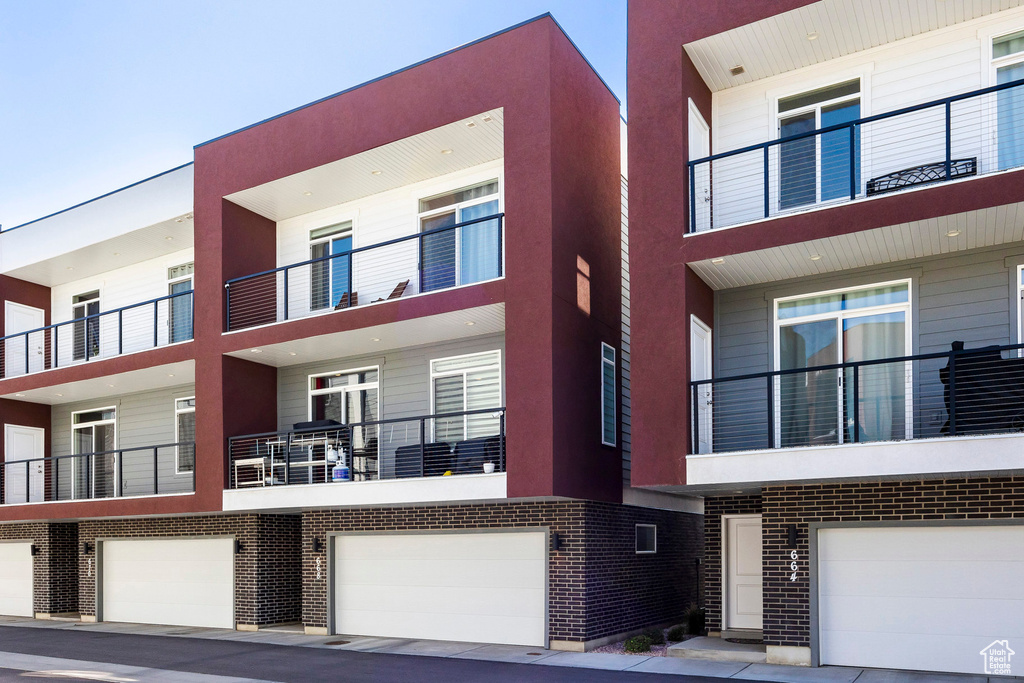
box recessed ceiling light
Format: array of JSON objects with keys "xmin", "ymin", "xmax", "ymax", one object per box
[
  {"xmin": 250, "ymin": 348, "xmax": 262, "ymax": 353},
  {"xmin": 371, "ymin": 170, "xmax": 382, "ymax": 176},
  {"xmin": 729, "ymin": 65, "xmax": 745, "ymax": 76},
  {"xmin": 711, "ymin": 257, "xmax": 725, "ymax": 265},
  {"xmin": 441, "ymin": 149, "xmax": 453, "ymax": 155},
  {"xmin": 806, "ymin": 32, "xmax": 819, "ymax": 41},
  {"xmin": 288, "ymin": 351, "xmax": 297, "ymax": 356},
  {"xmin": 482, "ymin": 115, "xmax": 493, "ymax": 122},
  {"xmin": 107, "ymin": 384, "xmax": 115, "ymax": 388},
  {"xmin": 303, "ymin": 191, "xmax": 313, "ymax": 196},
  {"xmin": 66, "ymin": 266, "xmax": 74, "ymax": 271},
  {"xmin": 168, "ymin": 374, "xmax": 175, "ymax": 378},
  {"xmin": 55, "ymin": 393, "xmax": 63, "ymax": 397},
  {"xmin": 15, "ymin": 393, "xmax": 24, "ymax": 397},
  {"xmin": 466, "ymin": 121, "xmax": 476, "ymax": 128},
  {"xmin": 464, "ymin": 321, "xmax": 475, "ymax": 326},
  {"xmin": 185, "ymin": 214, "xmax": 193, "ymax": 220},
  {"xmin": 370, "ymin": 337, "xmax": 381, "ymax": 342},
  {"xmin": 165, "ymin": 236, "xmax": 174, "ymax": 241},
  {"xmin": 946, "ymin": 229, "xmax": 962, "ymax": 237},
  {"xmin": 809, "ymin": 254, "xmax": 822, "ymax": 261},
  {"xmin": 175, "ymin": 218, "xmax": 184, "ymax": 223},
  {"xmin": 112, "ymin": 252, "xmax": 120, "ymax": 256}
]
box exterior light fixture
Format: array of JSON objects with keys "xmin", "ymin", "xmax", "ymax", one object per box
[
  {"xmin": 711, "ymin": 258, "xmax": 725, "ymax": 265},
  {"xmin": 441, "ymin": 149, "xmax": 453, "ymax": 155},
  {"xmin": 946, "ymin": 229, "xmax": 961, "ymax": 237},
  {"xmin": 809, "ymin": 254, "xmax": 822, "ymax": 261},
  {"xmin": 729, "ymin": 65, "xmax": 745, "ymax": 76},
  {"xmin": 806, "ymin": 32, "xmax": 819, "ymax": 41}
]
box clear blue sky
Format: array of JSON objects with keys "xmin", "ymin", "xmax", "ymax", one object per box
[{"xmin": 0, "ymin": 1, "xmax": 626, "ymax": 228}]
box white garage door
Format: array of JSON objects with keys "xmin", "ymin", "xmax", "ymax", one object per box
[
  {"xmin": 101, "ymin": 538, "xmax": 234, "ymax": 629},
  {"xmin": 334, "ymin": 531, "xmax": 546, "ymax": 646},
  {"xmin": 818, "ymin": 525, "xmax": 1024, "ymax": 675},
  {"xmin": 0, "ymin": 542, "xmax": 33, "ymax": 617}
]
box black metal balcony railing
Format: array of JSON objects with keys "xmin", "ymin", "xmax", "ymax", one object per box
[
  {"xmin": 0, "ymin": 291, "xmax": 194, "ymax": 380},
  {"xmin": 691, "ymin": 342, "xmax": 1024, "ymax": 455},
  {"xmin": 0, "ymin": 441, "xmax": 195, "ymax": 505},
  {"xmin": 228, "ymin": 407, "xmax": 506, "ymax": 489},
  {"xmin": 225, "ymin": 213, "xmax": 504, "ymax": 332},
  {"xmin": 688, "ymin": 79, "xmax": 1024, "ymax": 233}
]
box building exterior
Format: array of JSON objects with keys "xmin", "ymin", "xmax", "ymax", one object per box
[
  {"xmin": 628, "ymin": 0, "xmax": 1024, "ymax": 675},
  {"xmin": 0, "ymin": 15, "xmax": 701, "ymax": 651}
]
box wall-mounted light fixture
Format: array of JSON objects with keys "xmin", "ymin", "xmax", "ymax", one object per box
[
  {"xmin": 81, "ymin": 542, "xmax": 93, "ymax": 555},
  {"xmin": 787, "ymin": 524, "xmax": 799, "ymax": 549},
  {"xmin": 30, "ymin": 545, "xmax": 39, "ymax": 556},
  {"xmin": 234, "ymin": 539, "xmax": 244, "ymax": 554},
  {"xmin": 551, "ymin": 533, "xmax": 562, "ymax": 552},
  {"xmin": 312, "ymin": 538, "xmax": 324, "ymax": 554}
]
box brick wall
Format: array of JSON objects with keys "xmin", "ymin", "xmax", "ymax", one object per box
[
  {"xmin": 704, "ymin": 494, "xmax": 762, "ymax": 634},
  {"xmin": 303, "ymin": 500, "xmax": 702, "ymax": 643},
  {"xmin": 78, "ymin": 514, "xmax": 300, "ymax": 626},
  {"xmin": 706, "ymin": 477, "xmax": 1024, "ymax": 648},
  {"xmin": 0, "ymin": 522, "xmax": 78, "ymax": 614}
]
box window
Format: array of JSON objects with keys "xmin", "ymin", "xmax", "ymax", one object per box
[
  {"xmin": 168, "ymin": 263, "xmax": 194, "ymax": 344},
  {"xmin": 72, "ymin": 291, "xmax": 100, "ymax": 361},
  {"xmin": 601, "ymin": 343, "xmax": 616, "ymax": 446},
  {"xmin": 72, "ymin": 407, "xmax": 116, "ymax": 499},
  {"xmin": 418, "ymin": 180, "xmax": 501, "ymax": 293},
  {"xmin": 777, "ymin": 79, "xmax": 861, "ymax": 210},
  {"xmin": 310, "ymin": 222, "xmax": 353, "ymax": 311},
  {"xmin": 175, "ymin": 397, "xmax": 196, "ymax": 474},
  {"xmin": 774, "ymin": 280, "xmax": 911, "ymax": 448},
  {"xmin": 993, "ymin": 30, "xmax": 1024, "ymax": 171},
  {"xmin": 430, "ymin": 351, "xmax": 502, "ymax": 443},
  {"xmin": 636, "ymin": 524, "xmax": 657, "ymax": 554},
  {"xmin": 309, "ymin": 367, "xmax": 379, "ymax": 424}
]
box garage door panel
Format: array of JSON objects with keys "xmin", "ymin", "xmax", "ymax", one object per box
[
  {"xmin": 335, "ymin": 532, "xmax": 546, "ymax": 646},
  {"xmin": 338, "ymin": 558, "xmax": 546, "ymax": 589},
  {"xmin": 337, "ymin": 585, "xmax": 544, "ymax": 617},
  {"xmin": 820, "ymin": 560, "xmax": 1024, "ymax": 599},
  {"xmin": 0, "ymin": 543, "xmax": 32, "ymax": 617},
  {"xmin": 818, "ymin": 526, "xmax": 1024, "ymax": 675},
  {"xmin": 102, "ymin": 539, "xmax": 233, "ymax": 629}
]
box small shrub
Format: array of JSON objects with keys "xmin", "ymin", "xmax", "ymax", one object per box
[
  {"xmin": 683, "ymin": 604, "xmax": 706, "ymax": 636},
  {"xmin": 624, "ymin": 634, "xmax": 652, "ymax": 653},
  {"xmin": 643, "ymin": 627, "xmax": 666, "ymax": 645},
  {"xmin": 666, "ymin": 624, "xmax": 687, "ymax": 642}
]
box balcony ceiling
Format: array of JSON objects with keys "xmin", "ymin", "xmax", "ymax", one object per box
[
  {"xmin": 685, "ymin": 0, "xmax": 1024, "ymax": 92},
  {"xmin": 225, "ymin": 109, "xmax": 504, "ymax": 223},
  {"xmin": 225, "ymin": 302, "xmax": 505, "ymax": 367},
  {"xmin": 689, "ymin": 198, "xmax": 1024, "ymax": 289},
  {"xmin": 0, "ymin": 360, "xmax": 195, "ymax": 405}
]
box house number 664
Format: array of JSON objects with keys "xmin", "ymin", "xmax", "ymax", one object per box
[{"xmin": 790, "ymin": 550, "xmax": 798, "ymax": 582}]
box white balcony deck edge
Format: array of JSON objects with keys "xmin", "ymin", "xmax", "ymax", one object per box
[
  {"xmin": 0, "ymin": 491, "xmax": 194, "ymax": 509},
  {"xmin": 222, "ymin": 472, "xmax": 507, "ymax": 511},
  {"xmin": 685, "ymin": 431, "xmax": 1024, "ymax": 487}
]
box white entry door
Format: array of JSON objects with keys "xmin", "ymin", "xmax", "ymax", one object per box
[
  {"xmin": 690, "ymin": 315, "xmax": 713, "ymax": 454},
  {"xmin": 818, "ymin": 525, "xmax": 1024, "ymax": 675},
  {"xmin": 101, "ymin": 538, "xmax": 234, "ymax": 628},
  {"xmin": 334, "ymin": 531, "xmax": 546, "ymax": 646},
  {"xmin": 0, "ymin": 542, "xmax": 33, "ymax": 617},
  {"xmin": 4, "ymin": 302, "xmax": 45, "ymax": 377},
  {"xmin": 4, "ymin": 425, "xmax": 45, "ymax": 504},
  {"xmin": 725, "ymin": 515, "xmax": 763, "ymax": 631}
]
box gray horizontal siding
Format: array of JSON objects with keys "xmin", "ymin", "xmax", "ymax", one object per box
[
  {"xmin": 620, "ymin": 175, "xmax": 631, "ymax": 485},
  {"xmin": 276, "ymin": 333, "xmax": 506, "ymax": 430},
  {"xmin": 51, "ymin": 383, "xmax": 196, "ymax": 497}
]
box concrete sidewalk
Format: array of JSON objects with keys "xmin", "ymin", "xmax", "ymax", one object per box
[{"xmin": 0, "ymin": 617, "xmax": 1016, "ymax": 682}]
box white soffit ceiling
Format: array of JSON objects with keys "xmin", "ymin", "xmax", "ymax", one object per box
[
  {"xmin": 1, "ymin": 360, "xmax": 196, "ymax": 405},
  {"xmin": 226, "ymin": 303, "xmax": 505, "ymax": 368},
  {"xmin": 225, "ymin": 109, "xmax": 504, "ymax": 223},
  {"xmin": 685, "ymin": 0, "xmax": 1024, "ymax": 91},
  {"xmin": 690, "ymin": 201, "xmax": 1024, "ymax": 289}
]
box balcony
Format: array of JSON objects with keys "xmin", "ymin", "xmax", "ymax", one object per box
[
  {"xmin": 688, "ymin": 79, "xmax": 1024, "ymax": 233},
  {"xmin": 692, "ymin": 341, "xmax": 1024, "ymax": 456},
  {"xmin": 228, "ymin": 407, "xmax": 506, "ymax": 489},
  {"xmin": 225, "ymin": 214, "xmax": 504, "ymax": 332},
  {"xmin": 0, "ymin": 441, "xmax": 195, "ymax": 505},
  {"xmin": 0, "ymin": 291, "xmax": 193, "ymax": 380}
]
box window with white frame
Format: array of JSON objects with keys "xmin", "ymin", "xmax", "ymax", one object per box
[
  {"xmin": 993, "ymin": 30, "xmax": 1024, "ymax": 171},
  {"xmin": 636, "ymin": 524, "xmax": 657, "ymax": 554},
  {"xmin": 309, "ymin": 367, "xmax": 379, "ymax": 425},
  {"xmin": 418, "ymin": 180, "xmax": 501, "ymax": 293},
  {"xmin": 601, "ymin": 343, "xmax": 616, "ymax": 446},
  {"xmin": 774, "ymin": 280, "xmax": 911, "ymax": 448},
  {"xmin": 777, "ymin": 79, "xmax": 861, "ymax": 210},
  {"xmin": 309, "ymin": 222, "xmax": 354, "ymax": 311},
  {"xmin": 430, "ymin": 350, "xmax": 502, "ymax": 444},
  {"xmin": 175, "ymin": 397, "xmax": 196, "ymax": 474}
]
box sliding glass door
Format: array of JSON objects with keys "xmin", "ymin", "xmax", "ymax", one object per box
[{"xmin": 776, "ymin": 282, "xmax": 910, "ymax": 448}]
